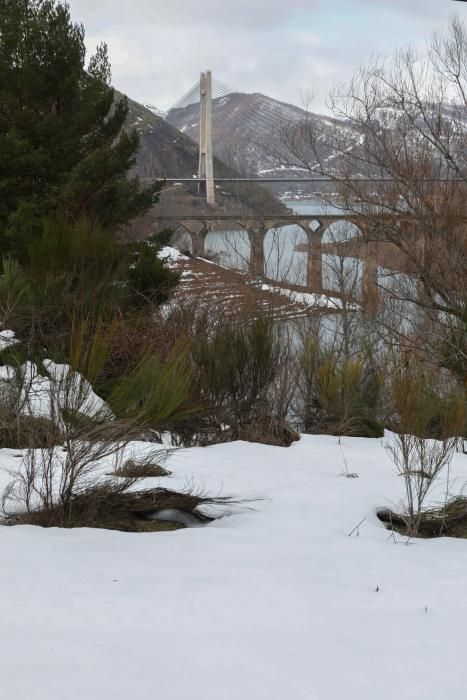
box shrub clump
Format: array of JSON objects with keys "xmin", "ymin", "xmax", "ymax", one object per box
[
  {"xmin": 112, "ymin": 459, "xmax": 171, "ymax": 479},
  {"xmin": 378, "ymin": 497, "xmax": 467, "ymax": 539},
  {"xmin": 299, "ymin": 341, "xmax": 384, "ymax": 438},
  {"xmin": 191, "ymin": 317, "xmax": 299, "ymax": 446},
  {"xmin": 0, "ymin": 414, "xmax": 62, "ymax": 449},
  {"xmin": 3, "ymin": 481, "xmax": 239, "ymax": 532},
  {"xmin": 235, "ymin": 413, "xmax": 300, "ymax": 447}
]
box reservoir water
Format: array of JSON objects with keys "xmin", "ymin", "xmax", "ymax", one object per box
[{"xmin": 200, "ymin": 198, "xmax": 363, "ymax": 294}]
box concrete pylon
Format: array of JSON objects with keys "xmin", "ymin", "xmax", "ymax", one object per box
[
  {"xmin": 198, "ymin": 70, "xmax": 215, "ymax": 205},
  {"xmin": 198, "ymin": 72, "xmax": 206, "ymax": 191}
]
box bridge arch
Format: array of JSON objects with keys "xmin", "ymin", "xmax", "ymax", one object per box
[
  {"xmin": 174, "ymin": 221, "xmax": 210, "ymax": 258},
  {"xmin": 264, "ymin": 223, "xmax": 308, "ymax": 285},
  {"xmin": 161, "ymin": 213, "xmax": 378, "ymax": 304},
  {"xmin": 321, "ymin": 219, "xmax": 362, "ymax": 244},
  {"xmin": 205, "ymin": 225, "xmax": 251, "ymax": 270},
  {"xmin": 320, "ymin": 219, "xmax": 373, "ymax": 300}
]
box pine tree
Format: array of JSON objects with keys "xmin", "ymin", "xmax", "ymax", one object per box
[{"xmin": 0, "ymin": 0, "xmax": 159, "ymax": 256}]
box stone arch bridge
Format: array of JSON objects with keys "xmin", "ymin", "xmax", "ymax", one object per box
[{"xmin": 156, "ymin": 213, "xmax": 383, "ymax": 301}]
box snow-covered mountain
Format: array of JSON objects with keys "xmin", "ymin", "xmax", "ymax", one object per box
[
  {"xmin": 166, "ymin": 92, "xmax": 466, "ymax": 191},
  {"xmin": 166, "ymin": 92, "xmax": 360, "ymax": 183},
  {"xmin": 144, "ymin": 103, "xmax": 167, "ymax": 120},
  {"xmin": 121, "ymin": 94, "xmax": 287, "ymax": 234}
]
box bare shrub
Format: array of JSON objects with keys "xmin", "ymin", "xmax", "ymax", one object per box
[
  {"xmin": 280, "ymin": 18, "xmax": 467, "ymax": 381},
  {"xmin": 268, "ymin": 321, "xmax": 301, "ymax": 426},
  {"xmin": 0, "ymin": 361, "xmax": 62, "ymax": 448},
  {"xmin": 0, "ymin": 412, "xmax": 60, "ymax": 449},
  {"xmin": 378, "ymin": 496, "xmax": 467, "ymax": 539},
  {"xmin": 384, "ymin": 362, "xmax": 466, "ymax": 537},
  {"xmin": 1, "ymin": 412, "xmax": 138, "ymax": 520},
  {"xmin": 385, "ymin": 432, "xmax": 459, "ymax": 537},
  {"xmin": 0, "ymin": 336, "xmax": 195, "ymax": 524},
  {"xmin": 1, "ymin": 371, "xmax": 242, "ymax": 532}
]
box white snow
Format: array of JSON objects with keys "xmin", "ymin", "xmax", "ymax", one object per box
[
  {"xmin": 157, "ymin": 246, "xmax": 189, "ymax": 266},
  {"xmin": 42, "ymin": 360, "xmax": 110, "ymax": 419},
  {"xmin": 1, "ymin": 434, "xmax": 467, "ymax": 698},
  {"xmin": 0, "ymin": 360, "xmax": 109, "ymax": 420},
  {"xmin": 0, "ymin": 329, "xmax": 18, "ymax": 351},
  {"xmin": 259, "ymin": 282, "xmax": 350, "ymax": 310}
]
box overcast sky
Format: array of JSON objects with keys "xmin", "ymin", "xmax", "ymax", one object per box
[{"xmin": 68, "ymin": 0, "xmax": 465, "ymax": 113}]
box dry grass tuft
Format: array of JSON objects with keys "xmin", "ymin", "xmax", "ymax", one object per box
[
  {"xmin": 0, "ymin": 413, "xmax": 62, "ymax": 449},
  {"xmin": 235, "ymin": 414, "xmax": 300, "ymax": 447},
  {"xmin": 111, "ymin": 459, "xmax": 171, "ymax": 478},
  {"xmin": 378, "ymin": 497, "xmax": 467, "ymax": 539},
  {"xmin": 4, "ymin": 482, "xmax": 242, "ymax": 533}
]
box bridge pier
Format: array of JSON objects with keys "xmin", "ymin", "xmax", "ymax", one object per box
[
  {"xmin": 247, "ymin": 228, "xmax": 266, "ymax": 277},
  {"xmin": 306, "ymin": 228, "xmax": 324, "ymax": 292},
  {"xmin": 191, "ymin": 227, "xmax": 208, "ymax": 258}
]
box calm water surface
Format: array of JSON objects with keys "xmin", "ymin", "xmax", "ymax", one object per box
[{"xmin": 202, "ymin": 198, "xmax": 363, "ymax": 292}]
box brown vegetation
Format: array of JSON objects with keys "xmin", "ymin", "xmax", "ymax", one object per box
[
  {"xmin": 378, "ymin": 497, "xmax": 467, "ymax": 539},
  {"xmin": 281, "ymin": 18, "xmax": 467, "ymax": 378},
  {"xmin": 111, "ymin": 459, "xmax": 171, "ymax": 479},
  {"xmin": 4, "ymin": 481, "xmax": 238, "ymax": 532}
]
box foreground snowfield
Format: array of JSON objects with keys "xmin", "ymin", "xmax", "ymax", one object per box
[{"xmin": 1, "ymin": 434, "xmax": 467, "ymax": 699}]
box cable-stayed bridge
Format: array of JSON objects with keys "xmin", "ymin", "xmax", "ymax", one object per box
[
  {"xmin": 145, "ymin": 72, "xmax": 459, "ymax": 306},
  {"xmin": 162, "ymin": 70, "xmax": 351, "ymax": 204},
  {"xmin": 159, "ymin": 71, "xmax": 455, "ymax": 198}
]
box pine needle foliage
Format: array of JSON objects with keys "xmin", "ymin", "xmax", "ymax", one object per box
[
  {"xmin": 127, "ymin": 237, "xmax": 180, "ymax": 309},
  {"xmin": 300, "ymin": 341, "xmax": 383, "ymax": 437},
  {"xmin": 108, "ymin": 345, "xmax": 195, "ymax": 430},
  {"xmin": 192, "ymin": 318, "xmax": 282, "ymax": 430},
  {"xmin": 68, "ymin": 315, "xmax": 117, "ymax": 386},
  {"xmin": 0, "ymin": 256, "xmax": 30, "ymax": 327},
  {"xmin": 0, "ymin": 0, "xmax": 159, "ymax": 256}
]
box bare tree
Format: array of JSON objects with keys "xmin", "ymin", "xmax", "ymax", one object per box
[
  {"xmin": 385, "ymin": 431, "xmax": 458, "ymax": 537},
  {"xmin": 384, "ymin": 360, "xmax": 465, "ymax": 537},
  {"xmin": 281, "ymin": 17, "xmax": 467, "ymax": 375}
]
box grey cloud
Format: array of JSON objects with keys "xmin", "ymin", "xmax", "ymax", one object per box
[
  {"xmin": 70, "ymin": 0, "xmax": 322, "ymax": 30},
  {"xmin": 68, "ymin": 0, "xmax": 461, "ymax": 112}
]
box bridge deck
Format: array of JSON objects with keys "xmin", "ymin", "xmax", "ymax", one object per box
[
  {"xmin": 154, "ymin": 213, "xmax": 358, "ymax": 222},
  {"xmin": 144, "ymin": 177, "xmax": 455, "ymax": 184}
]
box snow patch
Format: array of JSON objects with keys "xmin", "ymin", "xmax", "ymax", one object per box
[
  {"xmin": 0, "ymin": 329, "xmax": 18, "ymax": 351},
  {"xmin": 0, "ymin": 435, "xmax": 467, "ymax": 698},
  {"xmin": 259, "ymin": 282, "xmax": 352, "ymax": 310},
  {"xmin": 0, "ymin": 360, "xmax": 110, "ymax": 420},
  {"xmin": 157, "ymin": 246, "xmax": 188, "ymax": 265}
]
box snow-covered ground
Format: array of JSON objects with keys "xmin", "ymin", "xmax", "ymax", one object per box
[
  {"xmin": 260, "ymin": 282, "xmax": 347, "ymax": 310},
  {"xmin": 1, "ymin": 434, "xmax": 467, "ymax": 699}
]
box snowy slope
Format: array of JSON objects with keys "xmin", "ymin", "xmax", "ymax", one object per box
[
  {"xmin": 167, "ymin": 92, "xmax": 353, "ymax": 179},
  {"xmin": 1, "ymin": 435, "xmax": 467, "ymax": 699},
  {"xmin": 166, "ymin": 92, "xmax": 466, "ymax": 186}
]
